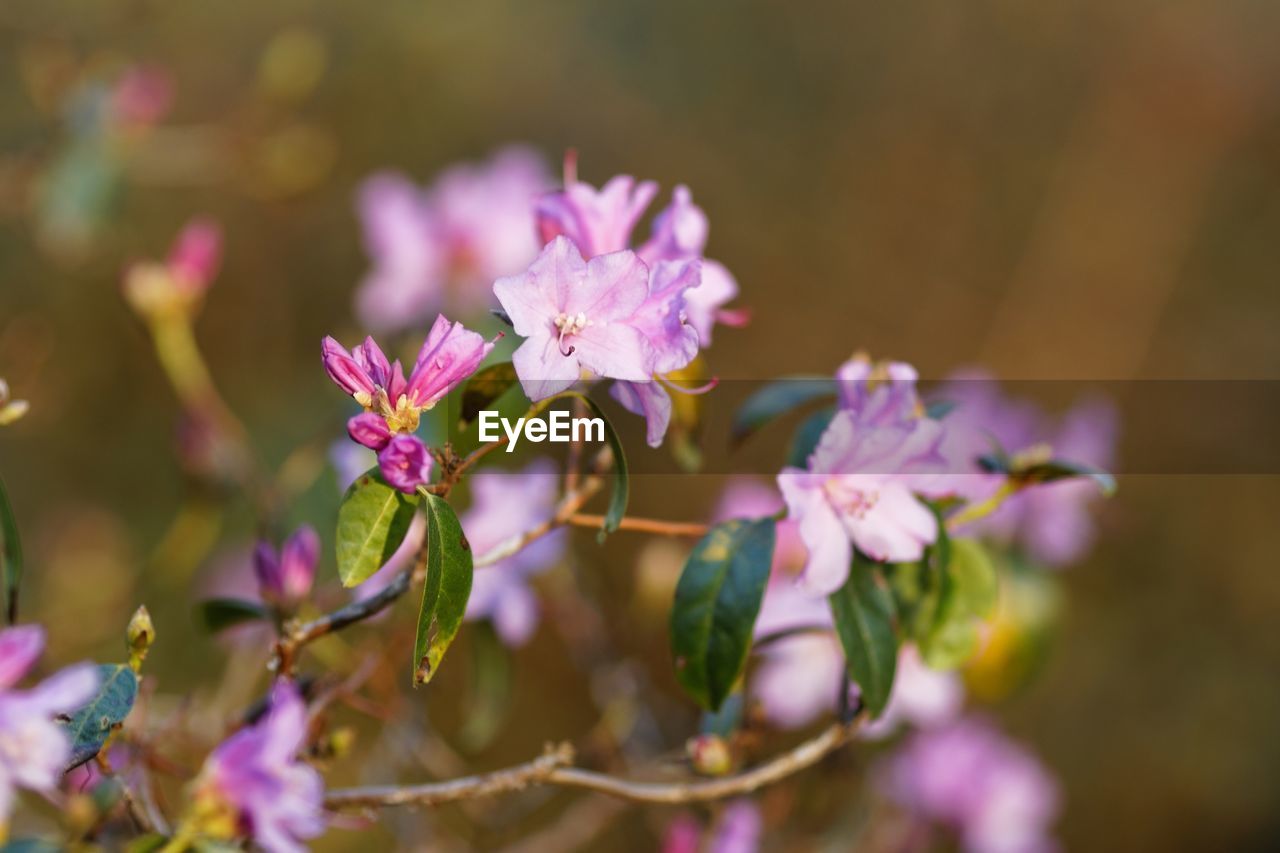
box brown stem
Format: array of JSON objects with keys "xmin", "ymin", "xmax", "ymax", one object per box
[
  {"xmin": 565, "ymin": 514, "xmax": 709, "ymax": 538},
  {"xmin": 325, "ymin": 718, "xmax": 861, "ymax": 810},
  {"xmin": 473, "ymin": 477, "xmax": 602, "ymax": 568}
]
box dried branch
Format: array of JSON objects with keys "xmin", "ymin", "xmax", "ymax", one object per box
[
  {"xmin": 325, "ymin": 718, "xmax": 861, "ymax": 811},
  {"xmin": 565, "ymin": 514, "xmax": 709, "ymax": 538}
]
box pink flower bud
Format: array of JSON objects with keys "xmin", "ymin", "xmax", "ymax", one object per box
[
  {"xmin": 377, "ymin": 434, "xmax": 432, "ymax": 494},
  {"xmin": 347, "ymin": 412, "xmax": 391, "ymax": 451},
  {"xmin": 168, "ymin": 218, "xmax": 223, "ymax": 294}
]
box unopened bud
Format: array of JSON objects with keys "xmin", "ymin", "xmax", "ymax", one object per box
[
  {"xmin": 126, "ymin": 604, "xmax": 155, "ymax": 671},
  {"xmin": 686, "ymin": 733, "xmax": 733, "ymax": 777}
]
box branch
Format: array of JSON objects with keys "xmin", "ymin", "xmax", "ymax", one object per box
[
  {"xmin": 566, "ymin": 514, "xmax": 708, "ymax": 538},
  {"xmin": 273, "ymin": 567, "xmax": 414, "ymax": 675},
  {"xmin": 325, "ymin": 718, "xmax": 861, "ymax": 810},
  {"xmin": 473, "ymin": 477, "xmax": 602, "ymax": 568}
]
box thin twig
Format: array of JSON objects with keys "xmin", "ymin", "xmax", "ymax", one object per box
[
  {"xmin": 473, "ymin": 477, "xmax": 602, "ymax": 568},
  {"xmin": 274, "ymin": 569, "xmax": 413, "ymax": 676},
  {"xmin": 325, "ymin": 718, "xmax": 861, "ymax": 810},
  {"xmin": 565, "ymin": 514, "xmax": 709, "ymax": 538}
]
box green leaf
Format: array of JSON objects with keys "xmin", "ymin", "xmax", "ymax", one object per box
[
  {"xmin": 786, "ymin": 406, "xmax": 836, "ymax": 468},
  {"xmin": 413, "ymin": 492, "xmax": 474, "ymax": 685},
  {"xmin": 912, "ymin": 538, "xmax": 1000, "ymax": 669},
  {"xmin": 925, "ymin": 399, "xmax": 957, "ymax": 420},
  {"xmin": 0, "ymin": 475, "xmax": 23, "ymax": 624},
  {"xmin": 196, "ymin": 598, "xmax": 270, "ymax": 633},
  {"xmin": 336, "ymin": 468, "xmax": 418, "ymax": 587},
  {"xmin": 731, "ymin": 377, "xmax": 836, "ymax": 446},
  {"xmin": 949, "ymin": 538, "xmax": 999, "ymax": 618},
  {"xmin": 61, "ymin": 664, "xmax": 138, "ymax": 770},
  {"xmin": 670, "ymin": 518, "xmax": 776, "ymax": 710},
  {"xmin": 828, "ymin": 557, "xmax": 899, "ymax": 716},
  {"xmin": 458, "ymin": 361, "xmax": 519, "ymax": 428}
]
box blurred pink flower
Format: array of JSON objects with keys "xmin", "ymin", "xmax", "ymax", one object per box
[
  {"xmin": 0, "ymin": 625, "xmax": 100, "ymax": 823},
  {"xmin": 659, "ymin": 801, "xmax": 763, "ymax": 853},
  {"xmin": 880, "ymin": 717, "xmax": 1060, "ymax": 853},
  {"xmin": 167, "ymin": 218, "xmax": 223, "ymax": 294},
  {"xmin": 194, "ymin": 681, "xmax": 324, "ymax": 853},
  {"xmin": 355, "ymin": 147, "xmax": 549, "ymax": 331},
  {"xmin": 462, "ymin": 459, "xmax": 566, "ymax": 646},
  {"xmin": 933, "ymin": 372, "xmax": 1118, "ymax": 566},
  {"xmin": 110, "ymin": 65, "xmax": 174, "ymax": 126}
]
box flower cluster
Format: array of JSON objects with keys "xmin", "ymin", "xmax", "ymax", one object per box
[
  {"xmin": 322, "ymin": 314, "xmax": 496, "ymax": 492},
  {"xmin": 356, "ymin": 147, "xmax": 550, "ymax": 331},
  {"xmin": 0, "ymin": 626, "xmax": 99, "ymax": 826},
  {"xmin": 496, "ymin": 170, "xmax": 744, "ymax": 446}
]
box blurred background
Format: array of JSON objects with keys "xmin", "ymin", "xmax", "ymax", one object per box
[{"xmin": 1, "ymin": 0, "xmax": 1279, "ymax": 850}]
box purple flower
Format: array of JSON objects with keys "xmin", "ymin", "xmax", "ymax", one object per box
[
  {"xmin": 777, "ymin": 365, "xmax": 949, "ymax": 593},
  {"xmin": 253, "ymin": 526, "xmax": 319, "ymax": 612},
  {"xmin": 880, "ymin": 717, "xmax": 1060, "ymax": 853},
  {"xmin": 355, "ymin": 148, "xmax": 549, "ymax": 331},
  {"xmin": 638, "ymin": 186, "xmax": 745, "ymax": 345},
  {"xmin": 0, "ymin": 625, "xmax": 100, "ymax": 823},
  {"xmin": 710, "ymin": 800, "xmax": 763, "ymax": 853},
  {"xmin": 347, "ymin": 411, "xmax": 391, "ymax": 450},
  {"xmin": 493, "ymin": 236, "xmax": 651, "ymax": 400},
  {"xmin": 193, "ymin": 681, "xmax": 324, "ymax": 853},
  {"xmin": 322, "ymin": 315, "xmax": 495, "ymax": 432},
  {"xmin": 377, "ymin": 434, "xmax": 433, "ymax": 494},
  {"xmin": 463, "ymin": 459, "xmax": 566, "ymax": 646}
]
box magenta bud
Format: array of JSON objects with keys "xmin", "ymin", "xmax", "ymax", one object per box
[
  {"xmin": 168, "ymin": 218, "xmax": 223, "ymax": 294},
  {"xmin": 254, "ymin": 525, "xmax": 319, "ymax": 611},
  {"xmin": 377, "ymin": 434, "xmax": 433, "ymax": 494},
  {"xmin": 347, "ymin": 412, "xmax": 391, "ymax": 451}
]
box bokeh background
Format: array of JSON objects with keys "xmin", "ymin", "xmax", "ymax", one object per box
[{"xmin": 2, "ymin": 1, "xmax": 1279, "ymax": 850}]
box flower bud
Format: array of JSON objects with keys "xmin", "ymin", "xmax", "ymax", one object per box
[
  {"xmin": 377, "ymin": 434, "xmax": 433, "ymax": 494},
  {"xmin": 686, "ymin": 733, "xmax": 733, "ymax": 777},
  {"xmin": 347, "ymin": 412, "xmax": 391, "ymax": 451},
  {"xmin": 254, "ymin": 526, "xmax": 319, "ymax": 613},
  {"xmin": 168, "ymin": 218, "xmax": 223, "ymax": 295},
  {"xmin": 126, "ymin": 604, "xmax": 155, "ymax": 671}
]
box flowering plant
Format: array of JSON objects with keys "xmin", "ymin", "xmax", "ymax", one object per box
[{"xmin": 0, "ymin": 148, "xmax": 1116, "ymax": 852}]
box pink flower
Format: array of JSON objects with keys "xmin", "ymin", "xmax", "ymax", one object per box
[
  {"xmin": 194, "ymin": 681, "xmax": 324, "ymax": 853},
  {"xmin": 322, "ymin": 315, "xmax": 496, "ymax": 432},
  {"xmin": 493, "ymin": 236, "xmax": 651, "ymax": 400},
  {"xmin": 377, "ymin": 434, "xmax": 433, "ymax": 494},
  {"xmin": 463, "ymin": 459, "xmax": 566, "ymax": 646},
  {"xmin": 355, "ymin": 148, "xmax": 549, "ymax": 331},
  {"xmin": 0, "ymin": 625, "xmax": 100, "ymax": 823},
  {"xmin": 778, "ymin": 360, "xmax": 950, "ymax": 593},
  {"xmin": 253, "ymin": 526, "xmax": 319, "ymax": 612},
  {"xmin": 880, "ymin": 717, "xmax": 1060, "ymax": 853},
  {"xmin": 860, "ymin": 647, "xmax": 964, "ymax": 740},
  {"xmin": 536, "ymin": 174, "xmax": 658, "ymax": 257}
]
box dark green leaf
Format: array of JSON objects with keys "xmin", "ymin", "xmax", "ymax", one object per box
[
  {"xmin": 699, "ymin": 691, "xmax": 744, "ymax": 738},
  {"xmin": 828, "ymin": 556, "xmax": 899, "ymax": 716},
  {"xmin": 670, "ymin": 518, "xmax": 776, "ymax": 710},
  {"xmin": 61, "ymin": 664, "xmax": 138, "ymax": 770},
  {"xmin": 0, "ymin": 475, "xmax": 23, "ymax": 625},
  {"xmin": 196, "ymin": 598, "xmax": 269, "ymax": 633},
  {"xmin": 786, "ymin": 406, "xmax": 836, "ymax": 468},
  {"xmin": 925, "ymin": 399, "xmax": 957, "ymax": 420},
  {"xmin": 458, "ymin": 361, "xmax": 519, "ymax": 428},
  {"xmin": 579, "ymin": 395, "xmax": 629, "ymax": 538},
  {"xmin": 336, "ymin": 468, "xmax": 418, "ymax": 587},
  {"xmin": 413, "ymin": 492, "xmax": 474, "ymax": 685},
  {"xmin": 978, "ymin": 453, "xmax": 1116, "ymax": 496},
  {"xmin": 730, "ymin": 377, "xmax": 836, "ymax": 446}
]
